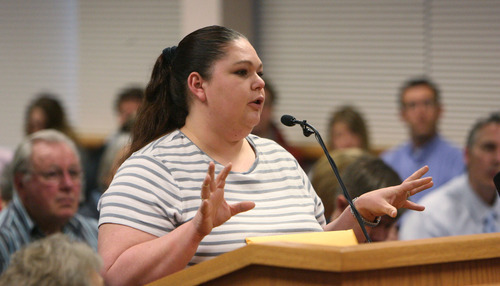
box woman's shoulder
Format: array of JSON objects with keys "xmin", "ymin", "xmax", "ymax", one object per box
[{"xmin": 131, "ymin": 130, "xmax": 194, "ymax": 157}]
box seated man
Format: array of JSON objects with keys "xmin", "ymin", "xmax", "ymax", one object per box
[
  {"xmin": 381, "ymin": 77, "xmax": 465, "ymax": 202},
  {"xmin": 0, "ymin": 129, "xmax": 98, "ymax": 274},
  {"xmin": 400, "ymin": 112, "xmax": 500, "ymax": 239}
]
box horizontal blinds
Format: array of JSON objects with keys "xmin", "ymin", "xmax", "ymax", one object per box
[
  {"xmin": 256, "ymin": 0, "xmax": 500, "ymax": 149},
  {"xmin": 78, "ymin": 0, "xmax": 181, "ymax": 136},
  {"xmin": 0, "ymin": 1, "xmax": 181, "ymax": 149},
  {"xmin": 0, "ymin": 0, "xmax": 78, "ymax": 149},
  {"xmin": 428, "ymin": 0, "xmax": 500, "ymax": 147}
]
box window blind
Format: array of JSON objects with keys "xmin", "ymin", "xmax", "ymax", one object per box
[
  {"xmin": 78, "ymin": 0, "xmax": 181, "ymax": 137},
  {"xmin": 256, "ymin": 0, "xmax": 500, "ymax": 150}
]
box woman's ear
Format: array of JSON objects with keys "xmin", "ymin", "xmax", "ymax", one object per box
[{"xmin": 187, "ymin": 72, "xmax": 207, "ymax": 102}]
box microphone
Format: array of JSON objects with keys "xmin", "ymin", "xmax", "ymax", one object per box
[
  {"xmin": 280, "ymin": 115, "xmax": 314, "ymax": 137},
  {"xmin": 280, "ymin": 114, "xmax": 299, "ymax": 126},
  {"xmin": 280, "ymin": 114, "xmax": 373, "ymax": 242},
  {"xmin": 494, "ymin": 171, "xmax": 500, "ymax": 195}
]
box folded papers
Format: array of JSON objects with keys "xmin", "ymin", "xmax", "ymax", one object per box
[{"xmin": 245, "ymin": 229, "xmax": 358, "ymax": 246}]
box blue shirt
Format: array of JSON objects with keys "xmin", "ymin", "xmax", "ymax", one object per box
[
  {"xmin": 381, "ymin": 134, "xmax": 465, "ymax": 202},
  {"xmin": 0, "ymin": 195, "xmax": 98, "ymax": 274},
  {"xmin": 399, "ymin": 174, "xmax": 500, "ymax": 240}
]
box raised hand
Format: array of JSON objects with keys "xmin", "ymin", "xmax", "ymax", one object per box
[
  {"xmin": 354, "ymin": 166, "xmax": 433, "ymax": 220},
  {"xmin": 192, "ymin": 162, "xmax": 255, "ymax": 237}
]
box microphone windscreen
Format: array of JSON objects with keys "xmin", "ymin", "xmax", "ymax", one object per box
[
  {"xmin": 494, "ymin": 171, "xmax": 500, "ymax": 194},
  {"xmin": 281, "ymin": 115, "xmax": 296, "ymax": 127}
]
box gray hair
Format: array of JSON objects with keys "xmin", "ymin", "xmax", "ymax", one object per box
[
  {"xmin": 0, "ymin": 233, "xmax": 102, "ymax": 286},
  {"xmin": 10, "ymin": 129, "xmax": 81, "ymax": 180},
  {"xmin": 466, "ymin": 111, "xmax": 500, "ymax": 149}
]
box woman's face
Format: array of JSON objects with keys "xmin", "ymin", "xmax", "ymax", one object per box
[
  {"xmin": 27, "ymin": 107, "xmax": 47, "ymax": 134},
  {"xmin": 202, "ymin": 38, "xmax": 265, "ymax": 139},
  {"xmin": 330, "ymin": 122, "xmax": 363, "ymax": 150}
]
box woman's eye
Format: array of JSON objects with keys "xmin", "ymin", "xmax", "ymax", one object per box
[
  {"xmin": 257, "ymin": 71, "xmax": 264, "ymax": 77},
  {"xmin": 235, "ymin": 69, "xmax": 248, "ymax": 76}
]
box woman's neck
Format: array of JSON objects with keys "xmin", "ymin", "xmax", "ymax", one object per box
[{"xmin": 180, "ymin": 121, "xmax": 255, "ymax": 172}]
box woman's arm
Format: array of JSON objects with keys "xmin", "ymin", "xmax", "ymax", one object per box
[
  {"xmin": 99, "ymin": 220, "xmax": 203, "ymax": 286},
  {"xmin": 324, "ymin": 166, "xmax": 433, "ymax": 242},
  {"xmin": 98, "ymin": 162, "xmax": 255, "ymax": 286}
]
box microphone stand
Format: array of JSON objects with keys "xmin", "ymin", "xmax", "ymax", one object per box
[{"xmin": 294, "ymin": 119, "xmax": 373, "ymax": 243}]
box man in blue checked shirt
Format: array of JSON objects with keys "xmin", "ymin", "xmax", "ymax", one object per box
[{"xmin": 0, "ymin": 129, "xmax": 98, "ymax": 274}]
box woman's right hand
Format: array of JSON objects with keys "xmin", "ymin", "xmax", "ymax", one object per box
[{"xmin": 192, "ymin": 162, "xmax": 255, "ymax": 237}]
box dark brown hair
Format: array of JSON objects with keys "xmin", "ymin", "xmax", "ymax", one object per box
[
  {"xmin": 398, "ymin": 76, "xmax": 440, "ymax": 108},
  {"xmin": 328, "ymin": 105, "xmax": 370, "ymax": 151},
  {"xmin": 24, "ymin": 94, "xmax": 78, "ymax": 144},
  {"xmin": 127, "ymin": 25, "xmax": 245, "ymax": 157}
]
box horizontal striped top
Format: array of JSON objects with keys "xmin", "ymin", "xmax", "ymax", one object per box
[{"xmin": 98, "ymin": 130, "xmax": 325, "ymax": 265}]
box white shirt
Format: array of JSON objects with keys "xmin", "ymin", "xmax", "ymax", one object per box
[{"xmin": 400, "ymin": 174, "xmax": 500, "ymax": 240}]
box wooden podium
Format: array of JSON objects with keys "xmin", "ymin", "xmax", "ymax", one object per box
[{"xmin": 148, "ymin": 233, "xmax": 500, "ymax": 286}]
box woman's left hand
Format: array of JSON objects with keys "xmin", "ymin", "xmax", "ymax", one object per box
[{"xmin": 354, "ymin": 165, "xmax": 433, "ymax": 221}]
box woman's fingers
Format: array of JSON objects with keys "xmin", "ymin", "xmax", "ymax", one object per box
[
  {"xmin": 403, "ymin": 165, "xmax": 430, "ymax": 183},
  {"xmin": 215, "ymin": 163, "xmax": 232, "ymax": 190},
  {"xmin": 230, "ymin": 201, "xmax": 256, "ymax": 216},
  {"xmin": 402, "ymin": 200, "xmax": 425, "ymax": 211},
  {"xmin": 201, "ymin": 174, "xmax": 211, "ymax": 200},
  {"xmin": 381, "ymin": 202, "xmax": 398, "ymax": 218},
  {"xmin": 404, "ymin": 177, "xmax": 433, "ymax": 196},
  {"xmin": 208, "ymin": 161, "xmax": 215, "ymax": 187},
  {"xmin": 408, "ymin": 181, "xmax": 434, "ymax": 197}
]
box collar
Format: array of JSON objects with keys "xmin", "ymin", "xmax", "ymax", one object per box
[
  {"xmin": 11, "ymin": 193, "xmax": 81, "ymax": 238},
  {"xmin": 463, "ymin": 175, "xmax": 500, "ymax": 221},
  {"xmin": 408, "ymin": 134, "xmax": 441, "ymax": 162},
  {"xmin": 10, "ymin": 194, "xmax": 37, "ymax": 235}
]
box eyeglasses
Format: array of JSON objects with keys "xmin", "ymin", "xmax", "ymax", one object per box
[
  {"xmin": 28, "ymin": 168, "xmax": 83, "ymax": 184},
  {"xmin": 403, "ymin": 99, "xmax": 437, "ymax": 110}
]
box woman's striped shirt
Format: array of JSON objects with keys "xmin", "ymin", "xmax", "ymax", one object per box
[{"xmin": 98, "ymin": 130, "xmax": 325, "ymax": 265}]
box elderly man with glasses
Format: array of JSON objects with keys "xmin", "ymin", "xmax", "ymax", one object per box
[{"xmin": 0, "ymin": 129, "xmax": 98, "ymax": 274}]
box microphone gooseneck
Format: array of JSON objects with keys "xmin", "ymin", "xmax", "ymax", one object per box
[{"xmin": 280, "ymin": 114, "xmax": 373, "ymax": 243}]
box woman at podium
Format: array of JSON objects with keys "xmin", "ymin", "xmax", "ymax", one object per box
[{"xmin": 97, "ymin": 25, "xmax": 433, "ymax": 286}]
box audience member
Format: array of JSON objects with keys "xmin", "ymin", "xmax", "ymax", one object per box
[
  {"xmin": 0, "ymin": 130, "xmax": 98, "ymax": 274},
  {"xmin": 22, "ymin": 93, "xmax": 100, "ymax": 199},
  {"xmin": 308, "ymin": 105, "xmax": 371, "ymax": 219},
  {"xmin": 97, "ymin": 25, "xmax": 433, "ymax": 285},
  {"xmin": 0, "ymin": 147, "xmax": 13, "ymax": 211},
  {"xmin": 24, "ymin": 93, "xmax": 79, "ymax": 143},
  {"xmin": 400, "ymin": 111, "xmax": 500, "ymax": 240},
  {"xmin": 0, "ymin": 163, "xmax": 13, "ymax": 210},
  {"xmin": 79, "ymin": 131, "xmax": 131, "ymax": 220},
  {"xmin": 381, "ymin": 77, "xmax": 465, "ymax": 202},
  {"xmin": 113, "ymin": 86, "xmax": 144, "ymax": 133},
  {"xmin": 309, "ymin": 148, "xmax": 369, "ymax": 221},
  {"xmin": 79, "ymin": 86, "xmax": 143, "ymax": 218},
  {"xmin": 0, "ymin": 233, "xmax": 103, "ymax": 286},
  {"xmin": 78, "ymin": 86, "xmax": 142, "ymax": 219},
  {"xmin": 331, "ymin": 155, "xmax": 405, "ymax": 241},
  {"xmin": 251, "ymin": 80, "xmax": 303, "ymax": 165},
  {"xmin": 0, "ymin": 147, "xmax": 13, "ymax": 180},
  {"xmin": 327, "ymin": 105, "xmax": 371, "ymax": 152},
  {"xmin": 104, "ymin": 85, "xmax": 143, "ymax": 149}
]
